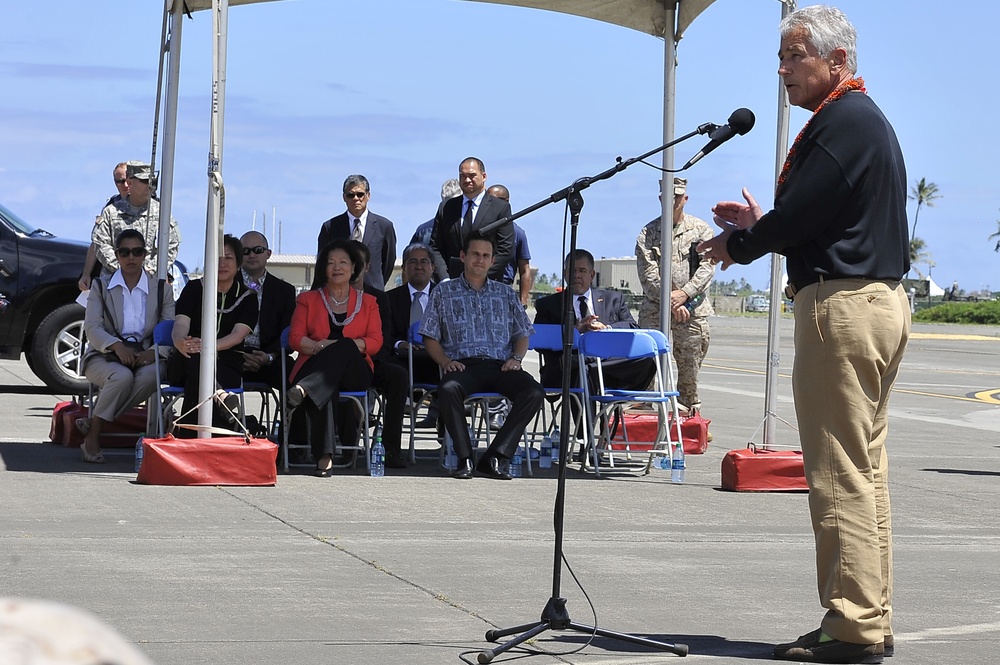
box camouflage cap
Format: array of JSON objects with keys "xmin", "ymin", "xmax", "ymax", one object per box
[
  {"xmin": 126, "ymin": 161, "xmax": 151, "ymax": 181},
  {"xmin": 673, "ymin": 177, "xmax": 687, "ymax": 196}
]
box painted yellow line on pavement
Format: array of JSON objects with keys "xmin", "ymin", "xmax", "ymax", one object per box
[
  {"xmin": 705, "ymin": 363, "xmax": 1000, "ymax": 405},
  {"xmin": 911, "ymin": 332, "xmax": 1000, "ymax": 342}
]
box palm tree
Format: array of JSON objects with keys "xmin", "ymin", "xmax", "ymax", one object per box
[
  {"xmin": 909, "ymin": 237, "xmax": 934, "ymax": 279},
  {"xmin": 908, "ymin": 178, "xmax": 941, "ymax": 240},
  {"xmin": 990, "ymin": 209, "xmax": 1000, "ymax": 252}
]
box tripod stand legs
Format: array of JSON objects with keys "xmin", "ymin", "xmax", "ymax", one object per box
[{"xmin": 478, "ymin": 597, "xmax": 687, "ymax": 663}]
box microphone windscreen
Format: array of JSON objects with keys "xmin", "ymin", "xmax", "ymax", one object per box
[{"xmin": 728, "ymin": 108, "xmax": 756, "ymax": 135}]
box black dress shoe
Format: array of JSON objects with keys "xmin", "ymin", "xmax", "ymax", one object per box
[
  {"xmin": 385, "ymin": 454, "xmax": 408, "ymax": 470},
  {"xmin": 476, "ymin": 455, "xmax": 512, "ymax": 480},
  {"xmin": 452, "ymin": 458, "xmax": 474, "ymax": 479},
  {"xmin": 774, "ymin": 629, "xmax": 884, "ymax": 663}
]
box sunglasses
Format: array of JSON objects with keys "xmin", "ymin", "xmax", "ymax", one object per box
[
  {"xmin": 114, "ymin": 178, "xmax": 127, "ymax": 184},
  {"xmin": 243, "ymin": 246, "xmax": 268, "ymax": 255},
  {"xmin": 344, "ymin": 191, "xmax": 367, "ymax": 199},
  {"xmin": 116, "ymin": 247, "xmax": 147, "ymax": 258}
]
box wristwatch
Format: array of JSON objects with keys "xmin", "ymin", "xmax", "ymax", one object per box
[
  {"xmin": 267, "ymin": 353, "xmax": 275, "ymax": 364},
  {"xmin": 510, "ymin": 353, "xmax": 524, "ymax": 362}
]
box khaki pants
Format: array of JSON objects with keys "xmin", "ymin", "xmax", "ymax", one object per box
[{"xmin": 792, "ymin": 278, "xmax": 909, "ymax": 645}]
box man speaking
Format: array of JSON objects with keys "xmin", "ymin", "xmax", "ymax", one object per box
[{"xmin": 699, "ymin": 6, "xmax": 909, "ymax": 663}]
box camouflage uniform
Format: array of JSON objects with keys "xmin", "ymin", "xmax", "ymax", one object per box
[
  {"xmin": 635, "ymin": 212, "xmax": 715, "ymax": 411},
  {"xmin": 93, "ymin": 196, "xmax": 180, "ymax": 275}
]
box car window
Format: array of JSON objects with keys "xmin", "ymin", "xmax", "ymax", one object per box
[{"xmin": 0, "ymin": 203, "xmax": 38, "ymax": 235}]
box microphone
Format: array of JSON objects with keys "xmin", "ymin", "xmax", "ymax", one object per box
[{"xmin": 682, "ymin": 108, "xmax": 755, "ymax": 169}]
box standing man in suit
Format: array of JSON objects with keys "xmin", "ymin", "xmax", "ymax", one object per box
[
  {"xmin": 534, "ymin": 249, "xmax": 655, "ymax": 392},
  {"xmin": 429, "ymin": 157, "xmax": 513, "ymax": 283},
  {"xmin": 238, "ymin": 231, "xmax": 297, "ymax": 390},
  {"xmin": 317, "ymin": 175, "xmax": 397, "ymax": 291}
]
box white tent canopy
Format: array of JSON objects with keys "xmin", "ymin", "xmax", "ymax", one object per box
[{"xmin": 163, "ymin": 0, "xmax": 793, "ymax": 450}]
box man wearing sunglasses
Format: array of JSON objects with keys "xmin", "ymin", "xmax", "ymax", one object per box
[
  {"xmin": 238, "ymin": 231, "xmax": 296, "ymax": 391},
  {"xmin": 316, "ymin": 174, "xmax": 397, "ymax": 291},
  {"xmin": 92, "ymin": 161, "xmax": 181, "ymax": 278}
]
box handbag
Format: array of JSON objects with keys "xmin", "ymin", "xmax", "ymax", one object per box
[{"xmin": 94, "ymin": 278, "xmax": 159, "ymax": 363}]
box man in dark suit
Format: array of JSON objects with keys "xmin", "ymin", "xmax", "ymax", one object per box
[
  {"xmin": 534, "ymin": 249, "xmax": 656, "ymax": 392},
  {"xmin": 429, "ymin": 157, "xmax": 514, "ymax": 283},
  {"xmin": 239, "ymin": 231, "xmax": 296, "ymax": 390},
  {"xmin": 385, "ymin": 242, "xmax": 439, "ymax": 428},
  {"xmin": 317, "ymin": 175, "xmax": 397, "ymax": 290}
]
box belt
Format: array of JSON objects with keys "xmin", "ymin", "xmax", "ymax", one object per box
[{"xmin": 784, "ymin": 275, "xmax": 883, "ymax": 301}]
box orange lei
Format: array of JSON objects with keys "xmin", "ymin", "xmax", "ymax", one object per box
[{"xmin": 775, "ymin": 77, "xmax": 866, "ymax": 196}]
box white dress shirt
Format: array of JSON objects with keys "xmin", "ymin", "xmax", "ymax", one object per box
[{"xmin": 108, "ymin": 270, "xmax": 148, "ymax": 339}]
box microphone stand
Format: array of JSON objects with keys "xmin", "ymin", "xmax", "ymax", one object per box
[{"xmin": 474, "ymin": 126, "xmax": 713, "ymax": 663}]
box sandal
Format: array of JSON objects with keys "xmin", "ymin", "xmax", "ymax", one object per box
[{"xmin": 80, "ymin": 441, "xmax": 105, "ymax": 464}]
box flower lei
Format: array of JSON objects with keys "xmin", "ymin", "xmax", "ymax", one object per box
[{"xmin": 775, "ymin": 76, "xmax": 866, "ymax": 196}]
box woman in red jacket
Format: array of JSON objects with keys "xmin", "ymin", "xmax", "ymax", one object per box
[{"xmin": 288, "ymin": 239, "xmax": 383, "ymax": 476}]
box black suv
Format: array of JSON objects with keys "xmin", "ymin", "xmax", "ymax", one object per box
[{"xmin": 0, "ymin": 202, "xmax": 91, "ymax": 393}]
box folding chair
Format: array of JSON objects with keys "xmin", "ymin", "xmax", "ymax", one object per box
[
  {"xmin": 152, "ymin": 319, "xmax": 247, "ymax": 438},
  {"xmin": 406, "ymin": 322, "xmax": 441, "ymax": 464},
  {"xmin": 279, "ymin": 326, "xmax": 374, "ymax": 473},
  {"xmin": 527, "ymin": 323, "xmax": 586, "ymax": 474},
  {"xmin": 578, "ymin": 329, "xmax": 684, "ymax": 476}
]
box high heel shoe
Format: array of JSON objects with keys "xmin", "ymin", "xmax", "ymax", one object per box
[
  {"xmin": 314, "ymin": 456, "xmax": 333, "ymax": 478},
  {"xmin": 80, "ymin": 440, "xmax": 105, "ymax": 464}
]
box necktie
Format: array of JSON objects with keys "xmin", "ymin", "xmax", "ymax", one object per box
[
  {"xmin": 410, "ymin": 291, "xmax": 424, "ymax": 326},
  {"xmin": 578, "ymin": 295, "xmax": 589, "ymax": 320},
  {"xmin": 352, "ymin": 218, "xmax": 362, "ymax": 241},
  {"xmin": 462, "ymin": 200, "xmax": 474, "ymax": 235}
]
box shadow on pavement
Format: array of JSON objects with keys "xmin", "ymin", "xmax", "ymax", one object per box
[{"xmin": 924, "ymin": 467, "xmax": 1000, "ymax": 477}]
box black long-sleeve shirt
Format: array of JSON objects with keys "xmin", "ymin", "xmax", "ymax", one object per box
[{"xmin": 727, "ymin": 92, "xmax": 909, "ymax": 285}]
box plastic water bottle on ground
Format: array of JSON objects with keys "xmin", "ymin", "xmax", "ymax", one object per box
[
  {"xmin": 371, "ymin": 435, "xmax": 385, "ymax": 477},
  {"xmin": 550, "ymin": 426, "xmax": 561, "ymax": 465},
  {"xmin": 134, "ymin": 434, "xmax": 145, "ymax": 473},
  {"xmin": 510, "ymin": 449, "xmax": 523, "ymax": 478},
  {"xmin": 539, "ymin": 434, "xmax": 552, "ymax": 469},
  {"xmin": 671, "ymin": 439, "xmax": 685, "ymax": 483}
]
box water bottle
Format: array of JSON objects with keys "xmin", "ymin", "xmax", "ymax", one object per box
[
  {"xmin": 134, "ymin": 434, "xmax": 145, "ymax": 473},
  {"xmin": 539, "ymin": 434, "xmax": 552, "ymax": 469},
  {"xmin": 510, "ymin": 449, "xmax": 523, "ymax": 478},
  {"xmin": 370, "ymin": 435, "xmax": 385, "ymax": 477},
  {"xmin": 671, "ymin": 439, "xmax": 686, "ymax": 483},
  {"xmin": 550, "ymin": 426, "xmax": 561, "ymax": 465}
]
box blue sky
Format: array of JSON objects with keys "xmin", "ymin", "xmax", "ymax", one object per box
[{"xmin": 2, "ymin": 0, "xmax": 997, "ymax": 294}]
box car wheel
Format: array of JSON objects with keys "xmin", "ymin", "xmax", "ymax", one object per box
[{"xmin": 29, "ymin": 303, "xmax": 88, "ymax": 394}]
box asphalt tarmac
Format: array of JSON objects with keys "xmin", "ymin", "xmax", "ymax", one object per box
[{"xmin": 1, "ymin": 315, "xmax": 998, "ymax": 664}]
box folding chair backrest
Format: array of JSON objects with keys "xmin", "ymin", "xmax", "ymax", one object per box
[
  {"xmin": 153, "ymin": 319, "xmax": 175, "ymax": 347},
  {"xmin": 528, "ymin": 323, "xmax": 579, "ymax": 351},
  {"xmin": 579, "ymin": 329, "xmax": 659, "ymax": 361},
  {"xmin": 408, "ymin": 321, "xmax": 423, "ymax": 346}
]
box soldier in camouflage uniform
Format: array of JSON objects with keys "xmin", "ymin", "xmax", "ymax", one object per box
[
  {"xmin": 93, "ymin": 162, "xmax": 180, "ymax": 276},
  {"xmin": 635, "ymin": 177, "xmax": 715, "ymax": 413}
]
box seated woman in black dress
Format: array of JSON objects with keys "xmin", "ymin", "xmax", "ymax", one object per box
[
  {"xmin": 169, "ymin": 234, "xmax": 258, "ymax": 435},
  {"xmin": 287, "ymin": 239, "xmax": 383, "ymax": 476}
]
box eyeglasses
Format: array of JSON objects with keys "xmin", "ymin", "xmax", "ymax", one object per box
[
  {"xmin": 116, "ymin": 247, "xmax": 147, "ymax": 258},
  {"xmin": 114, "ymin": 178, "xmax": 127, "ymax": 184},
  {"xmin": 405, "ymin": 258, "xmax": 432, "ymax": 266},
  {"xmin": 243, "ymin": 246, "xmax": 268, "ymax": 255},
  {"xmin": 344, "ymin": 191, "xmax": 367, "ymax": 199}
]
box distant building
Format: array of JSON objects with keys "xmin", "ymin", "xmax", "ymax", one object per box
[{"xmin": 593, "ymin": 256, "xmax": 641, "ymax": 296}]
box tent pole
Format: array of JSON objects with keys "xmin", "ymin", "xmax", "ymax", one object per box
[
  {"xmin": 198, "ymin": 0, "xmax": 230, "ymax": 430},
  {"xmin": 658, "ymin": 0, "xmax": 678, "ymax": 336},
  {"xmin": 157, "ymin": 0, "xmax": 183, "ymax": 283},
  {"xmin": 762, "ymin": 0, "xmax": 796, "ymax": 448}
]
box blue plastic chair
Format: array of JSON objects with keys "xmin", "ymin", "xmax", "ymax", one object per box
[
  {"xmin": 578, "ymin": 329, "xmax": 683, "ymax": 475},
  {"xmin": 527, "ymin": 323, "xmax": 586, "ymax": 472}
]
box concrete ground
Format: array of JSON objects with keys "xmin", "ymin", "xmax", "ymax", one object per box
[{"xmin": 1, "ymin": 316, "xmax": 998, "ymax": 664}]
